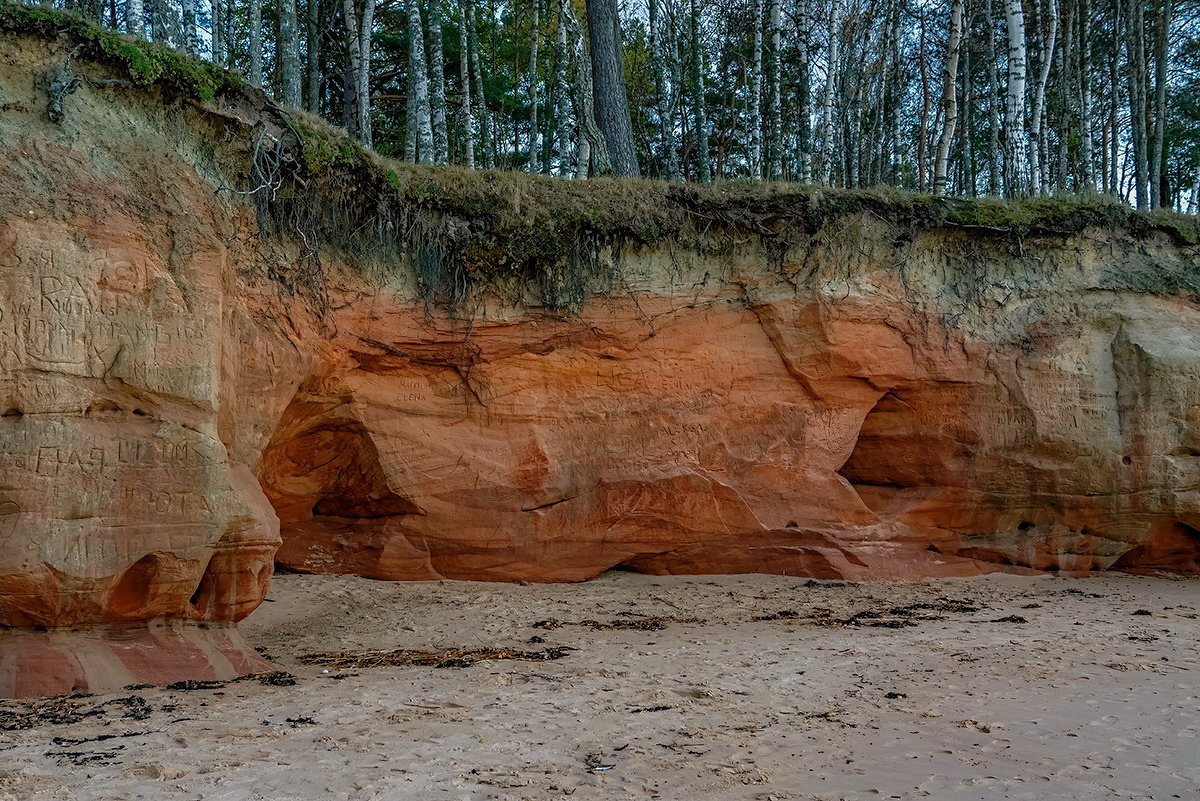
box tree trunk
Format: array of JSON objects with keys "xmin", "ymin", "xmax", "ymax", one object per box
[
  {"xmin": 749, "ymin": 0, "xmax": 764, "ymax": 179},
  {"xmin": 819, "ymin": 0, "xmax": 840, "ymax": 184},
  {"xmin": 586, "ymin": 0, "xmax": 640, "ymax": 176},
  {"xmin": 933, "ymin": 0, "xmax": 964, "ymax": 195},
  {"xmin": 1151, "ymin": 0, "xmax": 1168, "ymax": 208},
  {"xmin": 689, "ymin": 0, "xmax": 709, "ymax": 181},
  {"xmin": 429, "ymin": 0, "xmax": 449, "ymax": 164},
  {"xmin": 126, "ymin": 0, "xmax": 145, "ymax": 37},
  {"xmin": 527, "ymin": 0, "xmax": 541, "ymax": 172},
  {"xmin": 1028, "ymin": 0, "xmax": 1057, "ymax": 194},
  {"xmin": 280, "ymin": 0, "xmax": 303, "ymax": 106},
  {"xmin": 249, "ymin": 0, "xmax": 263, "ymax": 87},
  {"xmin": 795, "ymin": 0, "xmax": 811, "ymax": 183},
  {"xmin": 306, "ymin": 0, "xmax": 322, "ymax": 113},
  {"xmin": 408, "ymin": 0, "xmax": 435, "ymax": 162},
  {"xmin": 466, "ymin": 2, "xmax": 494, "ymax": 168},
  {"xmin": 1077, "ymin": 0, "xmax": 1095, "ymax": 191},
  {"xmin": 766, "ymin": 0, "xmax": 782, "ymax": 179},
  {"xmin": 1003, "ymin": 0, "xmax": 1030, "ymax": 196},
  {"xmin": 559, "ymin": 0, "xmax": 609, "ymax": 176},
  {"xmin": 459, "ymin": 5, "xmax": 476, "ymax": 167}
]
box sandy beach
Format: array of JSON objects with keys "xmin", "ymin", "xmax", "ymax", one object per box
[{"xmin": 1, "ymin": 571, "xmax": 1197, "ymax": 800}]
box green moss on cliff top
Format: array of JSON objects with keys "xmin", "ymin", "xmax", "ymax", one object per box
[{"xmin": 0, "ymin": 2, "xmax": 241, "ymax": 100}]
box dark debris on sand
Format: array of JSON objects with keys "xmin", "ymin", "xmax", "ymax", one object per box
[
  {"xmin": 0, "ymin": 694, "xmax": 151, "ymax": 731},
  {"xmin": 298, "ymin": 646, "xmax": 577, "ymax": 670}
]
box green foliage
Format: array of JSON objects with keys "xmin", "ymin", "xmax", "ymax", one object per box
[{"xmin": 0, "ymin": 2, "xmax": 241, "ymax": 101}]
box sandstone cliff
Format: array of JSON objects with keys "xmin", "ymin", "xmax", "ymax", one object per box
[{"xmin": 1, "ymin": 12, "xmax": 1198, "ymax": 695}]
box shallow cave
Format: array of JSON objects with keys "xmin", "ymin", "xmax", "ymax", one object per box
[
  {"xmin": 257, "ymin": 400, "xmax": 421, "ymax": 571},
  {"xmin": 838, "ymin": 390, "xmax": 969, "ymax": 493},
  {"xmin": 1111, "ymin": 522, "xmax": 1200, "ymax": 575}
]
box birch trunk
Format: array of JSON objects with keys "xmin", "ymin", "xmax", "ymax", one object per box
[
  {"xmin": 527, "ymin": 0, "xmax": 541, "ymax": 172},
  {"xmin": 1028, "ymin": 0, "xmax": 1057, "ymax": 194},
  {"xmin": 819, "ymin": 0, "xmax": 840, "ymax": 185},
  {"xmin": 749, "ymin": 0, "xmax": 764, "ymax": 178},
  {"xmin": 125, "ymin": 0, "xmax": 144, "ymax": 37},
  {"xmin": 766, "ymin": 0, "xmax": 782, "ymax": 179},
  {"xmin": 1003, "ymin": 0, "xmax": 1030, "ymax": 196},
  {"xmin": 249, "ymin": 0, "xmax": 263, "ymax": 87},
  {"xmin": 650, "ymin": 0, "xmax": 681, "ymax": 180},
  {"xmin": 459, "ymin": 6, "xmax": 476, "ymax": 168},
  {"xmin": 466, "ymin": 2, "xmax": 494, "ymax": 168},
  {"xmin": 933, "ymin": 0, "xmax": 964, "ymax": 195},
  {"xmin": 689, "ymin": 0, "xmax": 709, "ymax": 181},
  {"xmin": 559, "ymin": 0, "xmax": 609, "ymax": 176},
  {"xmin": 280, "ymin": 0, "xmax": 303, "ymax": 106},
  {"xmin": 408, "ymin": 0, "xmax": 435, "ymax": 162},
  {"xmin": 429, "ymin": 0, "xmax": 449, "ymax": 164}
]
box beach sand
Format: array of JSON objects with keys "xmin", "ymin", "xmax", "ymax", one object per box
[{"xmin": 1, "ymin": 571, "xmax": 1197, "ymax": 800}]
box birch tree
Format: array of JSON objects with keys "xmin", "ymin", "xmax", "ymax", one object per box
[
  {"xmin": 933, "ymin": 0, "xmax": 964, "ymax": 195},
  {"xmin": 407, "ymin": 0, "xmax": 435, "ymax": 162},
  {"xmin": 458, "ymin": 5, "xmax": 476, "ymax": 167},
  {"xmin": 248, "ymin": 0, "xmax": 263, "ymax": 88},
  {"xmin": 280, "ymin": 0, "xmax": 303, "ymax": 106},
  {"xmin": 126, "ymin": 0, "xmax": 145, "ymax": 38},
  {"xmin": 1003, "ymin": 0, "xmax": 1030, "ymax": 196},
  {"xmin": 429, "ymin": 0, "xmax": 449, "ymax": 164},
  {"xmin": 749, "ymin": 0, "xmax": 764, "ymax": 179},
  {"xmin": 527, "ymin": 0, "xmax": 541, "ymax": 172}
]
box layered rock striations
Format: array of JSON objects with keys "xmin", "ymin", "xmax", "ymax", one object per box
[{"xmin": 1, "ymin": 20, "xmax": 1198, "ymax": 694}]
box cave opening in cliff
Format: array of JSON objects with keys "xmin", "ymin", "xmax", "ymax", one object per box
[
  {"xmin": 838, "ymin": 391, "xmax": 934, "ymax": 493},
  {"xmin": 257, "ymin": 400, "xmax": 422, "ymax": 575},
  {"xmin": 1111, "ymin": 522, "xmax": 1200, "ymax": 575}
]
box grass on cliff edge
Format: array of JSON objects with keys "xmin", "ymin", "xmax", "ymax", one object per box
[
  {"xmin": 0, "ymin": 2, "xmax": 240, "ymax": 101},
  {"xmin": 283, "ymin": 111, "xmax": 1199, "ymax": 281}
]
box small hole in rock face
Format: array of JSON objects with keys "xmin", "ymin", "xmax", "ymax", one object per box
[
  {"xmin": 1, "ymin": 408, "xmax": 23, "ymax": 418},
  {"xmin": 1122, "ymin": 456, "xmax": 1133, "ymax": 466},
  {"xmin": 132, "ymin": 409, "xmax": 148, "ymax": 417},
  {"xmin": 786, "ymin": 521, "xmax": 799, "ymax": 528},
  {"xmin": 1017, "ymin": 521, "xmax": 1035, "ymax": 532}
]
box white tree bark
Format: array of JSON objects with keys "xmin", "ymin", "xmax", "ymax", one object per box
[
  {"xmin": 933, "ymin": 0, "xmax": 964, "ymax": 195},
  {"xmin": 280, "ymin": 0, "xmax": 303, "ymax": 107},
  {"xmin": 766, "ymin": 0, "xmax": 781, "ymax": 179},
  {"xmin": 408, "ymin": 0, "xmax": 434, "ymax": 162},
  {"xmin": 1028, "ymin": 0, "xmax": 1058, "ymax": 193},
  {"xmin": 458, "ymin": 5, "xmax": 476, "ymax": 168},
  {"xmin": 125, "ymin": 0, "xmax": 145, "ymax": 38},
  {"xmin": 249, "ymin": 0, "xmax": 263, "ymax": 88},
  {"xmin": 819, "ymin": 0, "xmax": 840, "ymax": 185},
  {"xmin": 1004, "ymin": 0, "xmax": 1030, "ymax": 196},
  {"xmin": 749, "ymin": 0, "xmax": 764, "ymax": 178},
  {"xmin": 429, "ymin": 0, "xmax": 450, "ymax": 164},
  {"xmin": 527, "ymin": 0, "xmax": 541, "ymax": 172}
]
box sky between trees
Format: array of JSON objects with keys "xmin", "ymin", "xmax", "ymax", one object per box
[{"xmin": 39, "ymin": 0, "xmax": 1200, "ymax": 211}]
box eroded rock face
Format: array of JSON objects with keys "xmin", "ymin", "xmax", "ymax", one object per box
[
  {"xmin": 264, "ymin": 285, "xmax": 1200, "ymax": 583},
  {"xmin": 2, "ymin": 34, "xmax": 1199, "ymax": 695}
]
